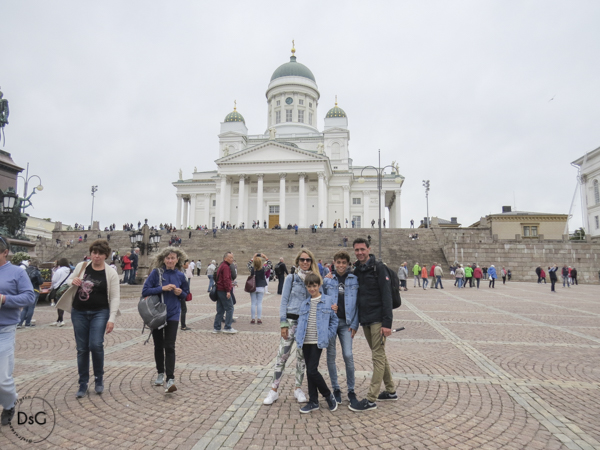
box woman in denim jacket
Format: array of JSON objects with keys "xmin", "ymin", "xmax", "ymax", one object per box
[
  {"xmin": 263, "ymin": 249, "xmax": 320, "ymax": 406},
  {"xmin": 295, "ymin": 273, "xmax": 339, "ymax": 413},
  {"xmin": 322, "ymin": 250, "xmax": 359, "ymax": 405}
]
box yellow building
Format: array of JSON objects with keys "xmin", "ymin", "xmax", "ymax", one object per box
[{"xmin": 470, "ymin": 206, "xmax": 568, "ymax": 240}]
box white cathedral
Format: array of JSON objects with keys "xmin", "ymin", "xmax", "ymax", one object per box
[{"xmin": 173, "ymin": 45, "xmax": 404, "ymax": 229}]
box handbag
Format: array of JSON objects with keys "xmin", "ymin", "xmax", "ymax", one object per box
[
  {"xmin": 49, "ymin": 267, "xmax": 75, "ymax": 302},
  {"xmin": 244, "ymin": 274, "xmax": 256, "ymax": 293},
  {"xmin": 209, "ymin": 265, "xmax": 219, "ymax": 302},
  {"xmin": 186, "ymin": 292, "xmax": 193, "ymax": 302},
  {"xmin": 54, "ymin": 262, "xmax": 89, "ymax": 312},
  {"xmin": 138, "ymin": 269, "xmax": 167, "ymax": 344}
]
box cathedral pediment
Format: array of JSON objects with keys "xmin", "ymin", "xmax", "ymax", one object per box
[{"xmin": 216, "ymin": 141, "xmax": 328, "ymax": 165}]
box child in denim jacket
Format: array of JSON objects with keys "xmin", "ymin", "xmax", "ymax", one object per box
[{"xmin": 294, "ymin": 273, "xmax": 339, "ymax": 413}]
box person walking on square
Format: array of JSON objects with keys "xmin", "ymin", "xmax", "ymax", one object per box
[
  {"xmin": 571, "ymin": 267, "xmax": 578, "ymax": 285},
  {"xmin": 455, "ymin": 264, "xmax": 465, "ymax": 288},
  {"xmin": 421, "ymin": 264, "xmax": 429, "ymax": 290},
  {"xmin": 121, "ymin": 252, "xmax": 132, "ymax": 284},
  {"xmin": 142, "ymin": 247, "xmax": 189, "ymax": 393},
  {"xmin": 429, "ymin": 263, "xmax": 436, "ymax": 288},
  {"xmin": 206, "ymin": 260, "xmax": 216, "ymax": 292},
  {"xmin": 539, "ymin": 267, "xmax": 546, "ymax": 284},
  {"xmin": 263, "ymin": 249, "xmax": 317, "ymax": 406},
  {"xmin": 473, "ymin": 265, "xmax": 482, "ymax": 289},
  {"xmin": 275, "ymin": 257, "xmax": 288, "ymax": 295},
  {"xmin": 535, "ymin": 266, "xmax": 542, "ymax": 283},
  {"xmin": 212, "ymin": 252, "xmax": 237, "ymax": 334},
  {"xmin": 49, "ymin": 258, "xmax": 72, "ymax": 326},
  {"xmin": 180, "ymin": 260, "xmax": 193, "ymax": 331},
  {"xmin": 295, "ymin": 273, "xmax": 339, "ymax": 413},
  {"xmin": 488, "ymin": 265, "xmax": 497, "ymax": 288},
  {"xmin": 129, "ymin": 248, "xmax": 139, "ymax": 284},
  {"xmin": 58, "ymin": 239, "xmax": 120, "ymax": 398},
  {"xmin": 0, "ymin": 237, "xmax": 35, "ymax": 426},
  {"xmin": 464, "ymin": 264, "xmax": 474, "ymax": 288},
  {"xmin": 501, "ymin": 266, "xmax": 508, "ymax": 284},
  {"xmin": 549, "ymin": 265, "xmax": 558, "ymax": 292},
  {"xmin": 247, "ymin": 254, "xmax": 272, "ymax": 324},
  {"xmin": 349, "ymin": 238, "xmax": 396, "ymax": 412},
  {"xmin": 18, "ymin": 260, "xmax": 43, "ymax": 328},
  {"xmin": 397, "ymin": 262, "xmax": 408, "ymax": 291},
  {"xmin": 562, "ymin": 265, "xmax": 570, "ymax": 288},
  {"xmin": 323, "ymin": 251, "xmax": 359, "ymax": 405},
  {"xmin": 412, "ymin": 262, "xmax": 421, "ymax": 287},
  {"xmin": 196, "ymin": 259, "xmax": 201, "ymax": 277},
  {"xmin": 434, "ymin": 263, "xmax": 444, "ymax": 289}
]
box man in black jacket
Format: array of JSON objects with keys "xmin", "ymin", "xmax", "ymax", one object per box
[
  {"xmin": 348, "ymin": 238, "xmax": 396, "ymax": 412},
  {"xmin": 275, "ymin": 258, "xmax": 288, "ymax": 295},
  {"xmin": 129, "ymin": 248, "xmax": 139, "ymax": 285},
  {"xmin": 535, "ymin": 266, "xmax": 542, "ymax": 283}
]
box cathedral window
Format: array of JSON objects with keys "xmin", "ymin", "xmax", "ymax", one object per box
[
  {"xmin": 298, "ymin": 110, "xmax": 304, "ymax": 123},
  {"xmin": 309, "ymin": 102, "xmax": 313, "ymax": 108},
  {"xmin": 275, "ymin": 111, "xmax": 281, "ymax": 124},
  {"xmin": 286, "ymin": 109, "xmax": 292, "ymax": 122},
  {"xmin": 352, "ymin": 198, "xmax": 361, "ymax": 205},
  {"xmin": 309, "ymin": 112, "xmax": 313, "ymax": 125},
  {"xmin": 299, "ymin": 99, "xmax": 304, "ymax": 105},
  {"xmin": 276, "ymin": 100, "xmax": 280, "ymax": 106},
  {"xmin": 594, "ymin": 179, "xmax": 599, "ymax": 204}
]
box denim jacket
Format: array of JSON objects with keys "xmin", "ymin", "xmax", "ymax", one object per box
[
  {"xmin": 280, "ymin": 273, "xmax": 314, "ymax": 327},
  {"xmin": 295, "ymin": 293, "xmax": 339, "ymax": 349},
  {"xmin": 322, "ymin": 271, "xmax": 359, "ymax": 331}
]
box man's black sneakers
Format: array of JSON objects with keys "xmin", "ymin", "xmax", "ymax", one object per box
[
  {"xmin": 348, "ymin": 398, "xmax": 377, "ymax": 412},
  {"xmin": 1, "ymin": 407, "xmax": 15, "ymax": 425},
  {"xmin": 326, "ymin": 394, "xmax": 338, "ymax": 412},
  {"xmin": 377, "ymin": 391, "xmax": 398, "ymax": 401},
  {"xmin": 299, "ymin": 401, "xmax": 320, "ymax": 414},
  {"xmin": 333, "ymin": 389, "xmax": 342, "ymax": 404},
  {"xmin": 348, "ymin": 391, "xmax": 357, "ymax": 402}
]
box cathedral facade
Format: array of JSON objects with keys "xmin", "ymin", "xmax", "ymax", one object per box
[{"xmin": 173, "ymin": 46, "xmax": 404, "ymax": 229}]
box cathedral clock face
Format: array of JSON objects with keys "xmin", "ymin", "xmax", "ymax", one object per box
[{"xmin": 285, "ymin": 97, "xmax": 293, "ymax": 105}]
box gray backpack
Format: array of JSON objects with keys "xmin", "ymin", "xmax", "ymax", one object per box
[{"xmin": 138, "ymin": 269, "xmax": 167, "ymax": 344}]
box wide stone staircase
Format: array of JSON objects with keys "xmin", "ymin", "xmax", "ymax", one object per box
[{"xmin": 38, "ymin": 228, "xmax": 449, "ymax": 276}]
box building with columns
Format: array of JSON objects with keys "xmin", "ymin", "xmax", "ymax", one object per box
[{"xmin": 173, "ymin": 46, "xmax": 404, "ymax": 229}]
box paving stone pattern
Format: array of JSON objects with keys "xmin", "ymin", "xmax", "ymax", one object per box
[{"xmin": 1, "ymin": 279, "xmax": 599, "ymax": 449}]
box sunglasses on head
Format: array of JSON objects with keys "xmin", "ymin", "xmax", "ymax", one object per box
[{"xmin": 298, "ymin": 258, "xmax": 312, "ymax": 263}]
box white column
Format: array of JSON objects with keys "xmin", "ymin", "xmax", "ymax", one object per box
[
  {"xmin": 343, "ymin": 185, "xmax": 350, "ymax": 227},
  {"xmin": 225, "ymin": 177, "xmax": 232, "ymax": 224},
  {"xmin": 204, "ymin": 193, "xmax": 211, "ymax": 227},
  {"xmin": 176, "ymin": 194, "xmax": 183, "ymax": 229},
  {"xmin": 238, "ymin": 174, "xmax": 246, "ymax": 226},
  {"xmin": 394, "ymin": 189, "xmax": 402, "ymax": 229},
  {"xmin": 380, "ymin": 190, "xmax": 386, "ymax": 227},
  {"xmin": 182, "ymin": 197, "xmax": 189, "ymax": 228},
  {"xmin": 218, "ymin": 176, "xmax": 226, "ymax": 224},
  {"xmin": 257, "ymin": 174, "xmax": 264, "ymax": 226},
  {"xmin": 318, "ymin": 172, "xmax": 328, "ymax": 225},
  {"xmin": 189, "ymin": 194, "xmax": 197, "ymax": 228},
  {"xmin": 298, "ymin": 173, "xmax": 306, "ymax": 228},
  {"xmin": 363, "ymin": 190, "xmax": 370, "ymax": 228},
  {"xmin": 279, "ymin": 173, "xmax": 286, "ymax": 227}
]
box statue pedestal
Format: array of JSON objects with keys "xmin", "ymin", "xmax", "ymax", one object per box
[{"xmin": 7, "ymin": 238, "xmax": 37, "ymax": 257}]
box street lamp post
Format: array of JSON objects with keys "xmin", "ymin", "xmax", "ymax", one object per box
[
  {"xmin": 422, "ymin": 180, "xmax": 430, "ymax": 228},
  {"xmin": 18, "ymin": 162, "xmax": 43, "ymax": 212},
  {"xmin": 358, "ymin": 150, "xmax": 403, "ymax": 259},
  {"xmin": 90, "ymin": 185, "xmax": 98, "ymax": 228}
]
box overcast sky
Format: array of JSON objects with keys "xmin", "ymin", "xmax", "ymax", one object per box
[{"xmin": 2, "ymin": 1, "xmax": 599, "ymax": 231}]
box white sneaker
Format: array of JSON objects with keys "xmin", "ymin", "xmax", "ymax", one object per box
[
  {"xmin": 51, "ymin": 302, "xmax": 56, "ymax": 307},
  {"xmin": 57, "ymin": 321, "xmax": 65, "ymax": 327},
  {"xmin": 294, "ymin": 388, "xmax": 308, "ymax": 403},
  {"xmin": 222, "ymin": 328, "xmax": 238, "ymax": 334},
  {"xmin": 31, "ymin": 319, "xmax": 36, "ymax": 324},
  {"xmin": 263, "ymin": 390, "xmax": 279, "ymax": 405},
  {"xmin": 49, "ymin": 322, "xmax": 58, "ymax": 326}
]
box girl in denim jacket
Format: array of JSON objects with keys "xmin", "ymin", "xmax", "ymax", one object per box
[{"xmin": 295, "ymin": 273, "xmax": 339, "ymax": 413}]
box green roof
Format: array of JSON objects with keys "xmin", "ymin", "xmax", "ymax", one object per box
[
  {"xmin": 270, "ymin": 56, "xmax": 316, "ymax": 82},
  {"xmin": 224, "ymin": 110, "xmax": 245, "ymax": 124},
  {"xmin": 325, "ymin": 105, "xmax": 347, "ymax": 118}
]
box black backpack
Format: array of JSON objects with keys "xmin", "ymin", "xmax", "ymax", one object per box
[
  {"xmin": 374, "ymin": 261, "xmax": 402, "ymax": 309},
  {"xmin": 274, "ymin": 262, "xmax": 282, "ymax": 275}
]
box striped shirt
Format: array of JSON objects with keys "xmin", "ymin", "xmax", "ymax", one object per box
[{"xmin": 304, "ymin": 296, "xmax": 321, "ymax": 344}]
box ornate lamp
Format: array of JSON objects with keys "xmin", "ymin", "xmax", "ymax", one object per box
[{"xmin": 2, "ymin": 188, "xmax": 18, "ymax": 213}]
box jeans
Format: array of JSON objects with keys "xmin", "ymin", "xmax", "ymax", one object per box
[
  {"xmin": 0, "ymin": 325, "xmax": 17, "ymax": 409},
  {"xmin": 489, "ymin": 279, "xmax": 495, "ymax": 288},
  {"xmin": 277, "ymin": 277, "xmax": 285, "ymax": 295},
  {"xmin": 457, "ymin": 278, "xmax": 463, "ymax": 288},
  {"xmin": 19, "ymin": 292, "xmax": 40, "ymax": 326},
  {"xmin": 123, "ymin": 269, "xmax": 131, "ymax": 284},
  {"xmin": 207, "ymin": 275, "xmax": 215, "ymax": 292},
  {"xmin": 326, "ymin": 321, "xmax": 355, "ymax": 392},
  {"xmin": 71, "ymin": 308, "xmax": 110, "ymax": 384},
  {"xmin": 362, "ymin": 323, "xmax": 395, "ymax": 402},
  {"xmin": 422, "ymin": 278, "xmax": 428, "ymax": 289},
  {"xmin": 213, "ymin": 290, "xmax": 234, "ymax": 330},
  {"xmin": 152, "ymin": 320, "xmax": 178, "ymax": 380},
  {"xmin": 502, "ymin": 276, "xmax": 507, "ymax": 284},
  {"xmin": 475, "ymin": 278, "xmax": 480, "ymax": 288},
  {"xmin": 413, "ymin": 275, "xmax": 421, "ymax": 287},
  {"xmin": 303, "ymin": 343, "xmax": 331, "ymax": 404},
  {"xmin": 551, "ymin": 280, "xmax": 556, "ymax": 291},
  {"xmin": 130, "ymin": 268, "xmax": 137, "ymax": 284},
  {"xmin": 435, "ymin": 276, "xmax": 443, "ymax": 289},
  {"xmin": 250, "ymin": 290, "xmax": 264, "ymax": 319},
  {"xmin": 562, "ymin": 276, "xmax": 569, "ymax": 287},
  {"xmin": 180, "ymin": 299, "xmax": 187, "ymax": 328}
]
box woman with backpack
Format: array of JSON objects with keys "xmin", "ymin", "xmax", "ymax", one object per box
[
  {"xmin": 50, "ymin": 258, "xmax": 72, "ymax": 326},
  {"xmin": 246, "ymin": 253, "xmax": 272, "ymax": 324},
  {"xmin": 263, "ymin": 249, "xmax": 320, "ymax": 406},
  {"xmin": 142, "ymin": 247, "xmax": 189, "ymax": 394}
]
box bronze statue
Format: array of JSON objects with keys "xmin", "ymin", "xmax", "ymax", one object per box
[{"xmin": 0, "ymin": 88, "xmax": 9, "ymax": 146}]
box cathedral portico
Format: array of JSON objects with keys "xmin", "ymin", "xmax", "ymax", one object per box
[{"xmin": 173, "ymin": 44, "xmax": 404, "ymax": 229}]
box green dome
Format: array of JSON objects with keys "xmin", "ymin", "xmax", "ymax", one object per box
[
  {"xmin": 224, "ymin": 109, "xmax": 245, "ymax": 124},
  {"xmin": 270, "ymin": 56, "xmax": 316, "ymax": 82},
  {"xmin": 325, "ymin": 104, "xmax": 347, "ymax": 118}
]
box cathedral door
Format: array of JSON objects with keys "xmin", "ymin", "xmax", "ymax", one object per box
[{"xmin": 269, "ymin": 215, "xmax": 279, "ymax": 229}]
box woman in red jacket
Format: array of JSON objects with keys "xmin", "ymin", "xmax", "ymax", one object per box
[
  {"xmin": 122, "ymin": 252, "xmax": 132, "ymax": 284},
  {"xmin": 473, "ymin": 265, "xmax": 483, "ymax": 289}
]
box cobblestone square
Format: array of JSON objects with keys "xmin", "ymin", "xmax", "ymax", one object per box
[{"xmin": 1, "ymin": 279, "xmax": 599, "ymax": 449}]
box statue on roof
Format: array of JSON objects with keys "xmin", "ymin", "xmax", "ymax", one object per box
[
  {"xmin": 269, "ymin": 127, "xmax": 276, "ymax": 140},
  {"xmin": 178, "ymin": 169, "xmax": 183, "ymax": 180},
  {"xmin": 0, "ymin": 88, "xmax": 9, "ymax": 146}
]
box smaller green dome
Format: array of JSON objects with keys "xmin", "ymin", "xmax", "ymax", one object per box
[
  {"xmin": 325, "ymin": 103, "xmax": 347, "ymax": 118},
  {"xmin": 224, "ymin": 106, "xmax": 245, "ymax": 124}
]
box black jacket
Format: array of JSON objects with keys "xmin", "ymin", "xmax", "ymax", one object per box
[
  {"xmin": 130, "ymin": 252, "xmax": 139, "ymax": 270},
  {"xmin": 353, "ymin": 255, "xmax": 393, "ymax": 329}
]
